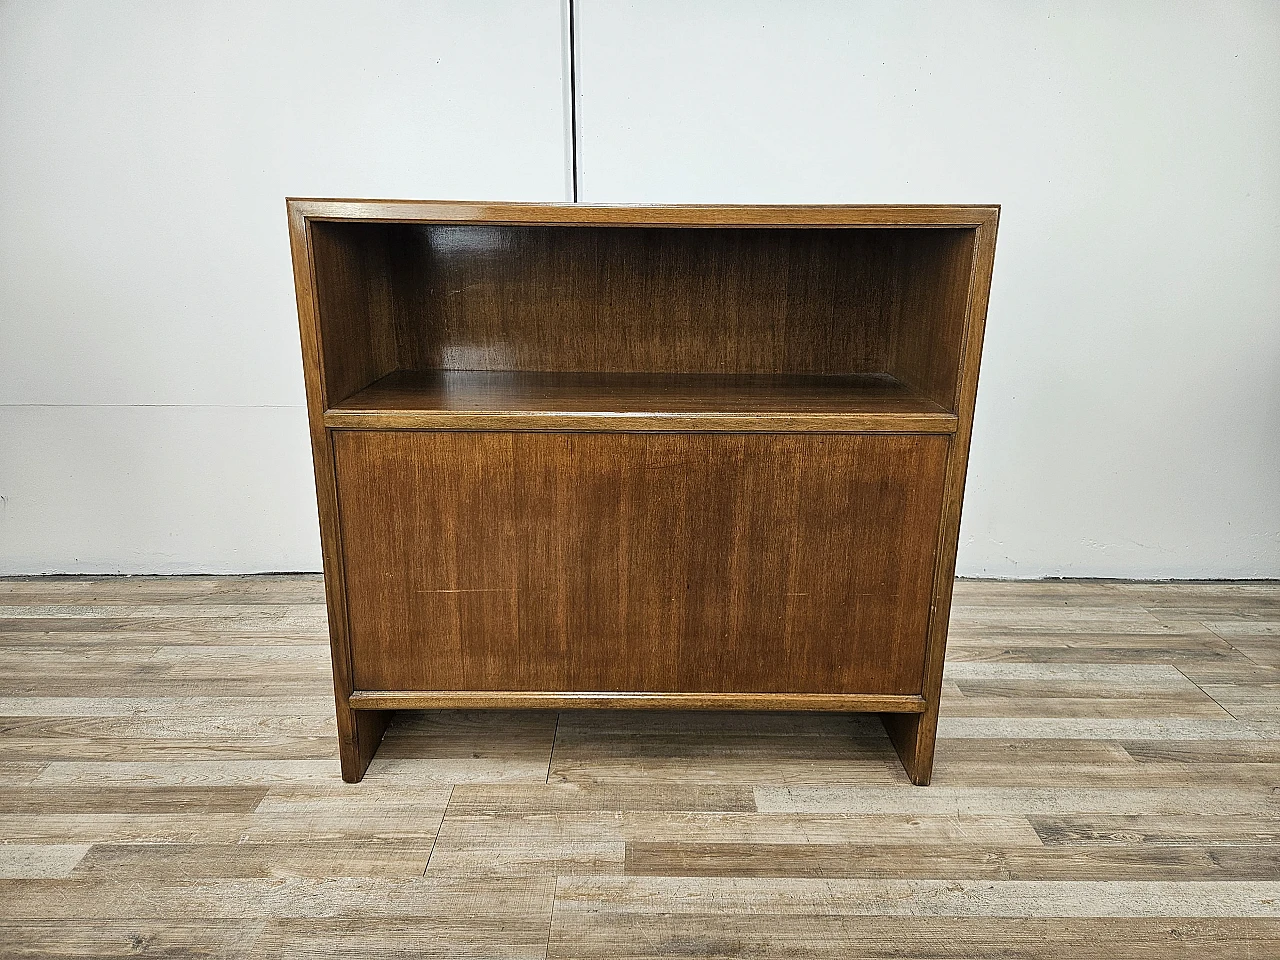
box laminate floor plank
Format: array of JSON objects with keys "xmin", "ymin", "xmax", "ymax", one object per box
[
  {"xmin": 0, "ymin": 715, "xmax": 336, "ymax": 761},
  {"xmin": 1, "ymin": 575, "xmax": 1277, "ymax": 958},
  {"xmin": 951, "ymin": 579, "xmax": 1133, "ymax": 604},
  {"xmin": 0, "ymin": 695, "xmax": 333, "ymax": 718},
  {"xmin": 545, "ymin": 916, "xmax": 1280, "ymax": 960},
  {"xmin": 932, "ymin": 759, "xmax": 1277, "ymax": 788},
  {"xmin": 0, "ymin": 875, "xmax": 557, "ymax": 922},
  {"xmin": 0, "ymin": 919, "xmax": 262, "ymax": 959},
  {"xmin": 0, "ymin": 761, "xmax": 49, "ymax": 785},
  {"xmin": 548, "ymin": 712, "xmax": 903, "ymax": 785},
  {"xmin": 0, "ymin": 784, "xmax": 268, "ymax": 815},
  {"xmin": 1030, "ymin": 813, "xmax": 1280, "ymax": 844},
  {"xmin": 0, "ymin": 633, "xmax": 328, "ymax": 650},
  {"xmin": 1120, "ymin": 738, "xmax": 1280, "ymax": 763},
  {"xmin": 1197, "ymin": 682, "xmax": 1280, "ymax": 722},
  {"xmin": 424, "ymin": 808, "xmax": 1049, "ymax": 880},
  {"xmin": 940, "ymin": 694, "xmax": 1233, "ymax": 718},
  {"xmin": 0, "ymin": 573, "xmax": 325, "ymax": 604},
  {"xmin": 0, "ymin": 616, "xmax": 329, "ymax": 638},
  {"xmin": 31, "ymin": 757, "xmax": 551, "ymax": 787},
  {"xmin": 0, "ymin": 604, "xmax": 325, "ymax": 621},
  {"xmin": 432, "ymin": 810, "xmax": 1044, "ymax": 847},
  {"xmin": 72, "ymin": 841, "xmax": 435, "ymax": 879},
  {"xmin": 936, "ymin": 716, "xmax": 1277, "ymax": 740},
  {"xmin": 0, "ymin": 843, "xmax": 90, "ymax": 879},
  {"xmin": 621, "ymin": 841, "xmax": 1280, "ymax": 880},
  {"xmin": 244, "ymin": 917, "xmax": 549, "ymax": 960},
  {"xmin": 549, "ymin": 875, "xmax": 1280, "ymax": 916},
  {"xmin": 0, "ymin": 810, "xmax": 446, "ymax": 844},
  {"xmin": 754, "ymin": 785, "xmax": 1278, "ymax": 816},
  {"xmin": 445, "ymin": 783, "xmax": 758, "ymax": 814}
]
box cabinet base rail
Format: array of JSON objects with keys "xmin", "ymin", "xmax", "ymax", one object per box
[{"xmin": 348, "ymin": 690, "xmax": 928, "ymax": 712}]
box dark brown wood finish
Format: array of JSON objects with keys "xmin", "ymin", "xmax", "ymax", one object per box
[
  {"xmin": 287, "ymin": 200, "xmax": 999, "ymax": 784},
  {"xmin": 333, "ymin": 431, "xmax": 949, "ymax": 695},
  {"xmin": 326, "ymin": 369, "xmax": 956, "ymax": 433},
  {"xmin": 391, "ymin": 224, "xmax": 904, "ymax": 377},
  {"xmin": 307, "ymin": 220, "xmax": 980, "ymax": 401},
  {"xmin": 882, "ymin": 213, "xmax": 1000, "ymax": 784},
  {"xmin": 287, "ymin": 205, "xmax": 390, "ymax": 781},
  {"xmin": 308, "ymin": 222, "xmax": 400, "ymax": 407},
  {"xmin": 289, "ymin": 199, "xmax": 997, "ymax": 226},
  {"xmin": 348, "ymin": 691, "xmax": 928, "ymax": 711},
  {"xmin": 886, "ymin": 228, "xmax": 978, "ymax": 411}
]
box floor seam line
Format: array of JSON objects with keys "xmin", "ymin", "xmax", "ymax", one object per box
[
  {"xmin": 1173, "ymin": 630, "xmax": 1247, "ymax": 722},
  {"xmin": 546, "ymin": 712, "xmax": 560, "ymax": 784},
  {"xmin": 423, "ymin": 784, "xmax": 453, "ymax": 877},
  {"xmin": 1200, "ymin": 619, "xmax": 1274, "ymax": 672},
  {"xmin": 544, "ymin": 875, "xmax": 560, "ymax": 960}
]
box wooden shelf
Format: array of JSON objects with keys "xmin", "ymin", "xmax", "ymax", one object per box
[{"xmin": 325, "ymin": 369, "xmax": 957, "ymax": 433}]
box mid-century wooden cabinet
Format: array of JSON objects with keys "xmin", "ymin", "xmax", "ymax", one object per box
[{"xmin": 287, "ymin": 200, "xmax": 998, "ymax": 785}]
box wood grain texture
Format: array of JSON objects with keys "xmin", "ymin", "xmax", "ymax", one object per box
[
  {"xmin": 326, "ymin": 369, "xmax": 957, "ymax": 433},
  {"xmin": 332, "ymin": 430, "xmax": 949, "ymax": 696},
  {"xmin": 350, "ymin": 692, "xmax": 927, "ymax": 712},
  {"xmin": 307, "ymin": 220, "xmax": 400, "ymax": 407},
  {"xmin": 288, "ymin": 205, "xmax": 389, "ymax": 783},
  {"xmin": 290, "ymin": 201, "xmax": 996, "ymax": 782},
  {"xmin": 387, "ymin": 224, "xmax": 907, "ymax": 377},
  {"xmin": 886, "ymin": 226, "xmax": 977, "ymax": 411},
  {"xmin": 287, "ymin": 199, "xmax": 1000, "ymax": 227},
  {"xmin": 0, "ymin": 575, "xmax": 1278, "ymax": 957},
  {"xmin": 884, "ymin": 209, "xmax": 999, "ymax": 784}
]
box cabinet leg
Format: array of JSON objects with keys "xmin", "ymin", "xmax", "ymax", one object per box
[
  {"xmin": 881, "ymin": 709, "xmax": 938, "ymax": 786},
  {"xmin": 337, "ymin": 704, "xmax": 391, "ymax": 783}
]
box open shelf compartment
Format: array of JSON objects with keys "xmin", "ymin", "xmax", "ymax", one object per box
[{"xmin": 308, "ymin": 218, "xmax": 978, "ymax": 434}]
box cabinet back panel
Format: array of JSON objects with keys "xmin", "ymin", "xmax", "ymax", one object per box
[
  {"xmin": 333, "ymin": 430, "xmax": 948, "ymax": 695},
  {"xmin": 403, "ymin": 225, "xmax": 897, "ymax": 374}
]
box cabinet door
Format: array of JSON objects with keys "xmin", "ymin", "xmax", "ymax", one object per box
[{"xmin": 333, "ymin": 431, "xmax": 948, "ymax": 695}]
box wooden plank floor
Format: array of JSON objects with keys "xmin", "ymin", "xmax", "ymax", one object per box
[{"xmin": 0, "ymin": 576, "xmax": 1277, "ymax": 958}]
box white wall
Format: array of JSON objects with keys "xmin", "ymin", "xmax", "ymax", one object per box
[
  {"xmin": 2, "ymin": 1, "xmax": 1277, "ymax": 577},
  {"xmin": 577, "ymin": 0, "xmax": 1280, "ymax": 578},
  {"xmin": 0, "ymin": 0, "xmax": 568, "ymax": 573}
]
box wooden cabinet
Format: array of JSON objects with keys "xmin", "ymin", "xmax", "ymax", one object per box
[{"xmin": 287, "ymin": 201, "xmax": 999, "ymax": 785}]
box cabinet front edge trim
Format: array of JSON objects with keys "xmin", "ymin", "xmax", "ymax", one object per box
[{"xmin": 323, "ymin": 412, "xmax": 959, "ymax": 434}]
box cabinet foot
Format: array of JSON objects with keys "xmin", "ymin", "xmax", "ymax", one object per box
[
  {"xmin": 337, "ymin": 706, "xmax": 391, "ymax": 783},
  {"xmin": 881, "ymin": 709, "xmax": 938, "ymax": 786}
]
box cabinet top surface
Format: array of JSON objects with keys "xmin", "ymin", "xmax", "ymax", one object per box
[{"xmin": 287, "ymin": 198, "xmax": 999, "ymax": 227}]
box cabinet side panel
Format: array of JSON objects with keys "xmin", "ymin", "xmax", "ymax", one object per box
[
  {"xmin": 288, "ymin": 206, "xmax": 388, "ymax": 781},
  {"xmin": 309, "ymin": 222, "xmax": 400, "ymax": 406},
  {"xmin": 333, "ymin": 431, "xmax": 948, "ymax": 696},
  {"xmin": 886, "ymin": 210, "xmax": 999, "ymax": 785},
  {"xmin": 888, "ymin": 229, "xmax": 978, "ymax": 411}
]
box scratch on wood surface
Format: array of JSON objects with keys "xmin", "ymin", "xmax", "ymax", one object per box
[{"xmin": 414, "ymin": 588, "xmax": 516, "ymax": 594}]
